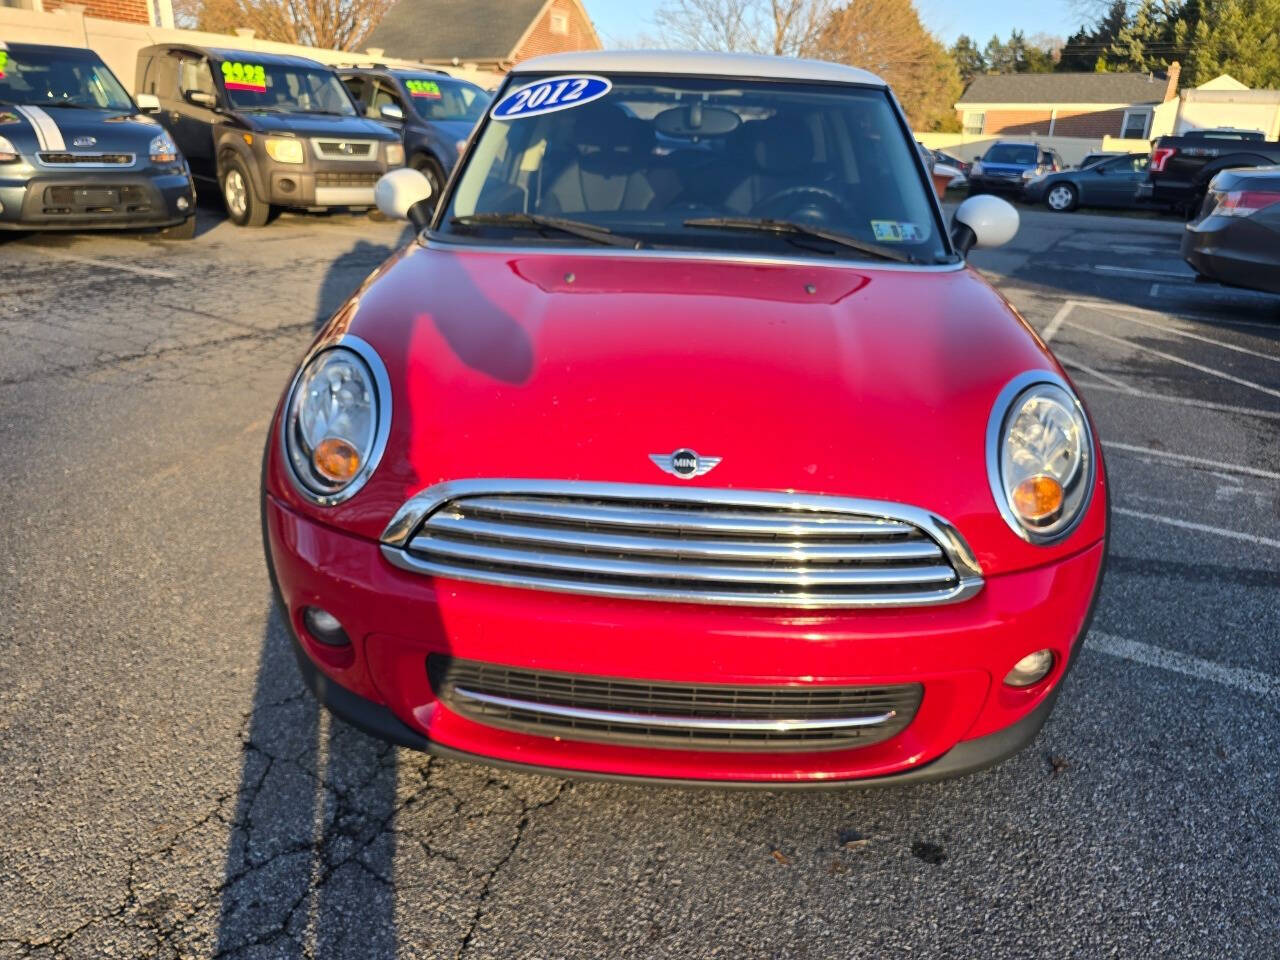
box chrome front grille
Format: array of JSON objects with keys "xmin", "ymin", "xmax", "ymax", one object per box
[
  {"xmin": 311, "ymin": 139, "xmax": 377, "ymax": 161},
  {"xmin": 429, "ymin": 656, "xmax": 923, "ymax": 751},
  {"xmin": 381, "ymin": 481, "xmax": 983, "ymax": 608}
]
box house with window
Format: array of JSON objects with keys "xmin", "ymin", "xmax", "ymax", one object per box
[
  {"xmin": 2, "ymin": 0, "xmax": 173, "ymax": 27},
  {"xmin": 365, "ymin": 0, "xmax": 600, "ymax": 75},
  {"xmin": 955, "ymin": 66, "xmax": 1180, "ymax": 141}
]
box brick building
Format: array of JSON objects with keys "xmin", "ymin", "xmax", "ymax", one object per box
[
  {"xmin": 5, "ymin": 0, "xmax": 168, "ymax": 26},
  {"xmin": 956, "ymin": 66, "xmax": 1181, "ymax": 140},
  {"xmin": 365, "ymin": 0, "xmax": 600, "ymax": 74}
]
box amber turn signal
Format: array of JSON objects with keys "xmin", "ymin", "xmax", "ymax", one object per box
[
  {"xmin": 313, "ymin": 437, "xmax": 362, "ymax": 483},
  {"xmin": 1011, "ymin": 474, "xmax": 1063, "ymax": 523}
]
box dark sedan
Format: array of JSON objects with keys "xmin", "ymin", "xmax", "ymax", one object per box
[
  {"xmin": 1023, "ymin": 153, "xmax": 1150, "ymax": 212},
  {"xmin": 1181, "ymin": 165, "xmax": 1280, "ymax": 295}
]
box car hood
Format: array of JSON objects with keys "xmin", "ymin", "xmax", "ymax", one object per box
[
  {"xmin": 238, "ymin": 111, "xmax": 396, "ymax": 140},
  {"xmin": 0, "ymin": 105, "xmax": 164, "ymax": 153},
  {"xmin": 279, "ymin": 244, "xmax": 1106, "ymax": 576}
]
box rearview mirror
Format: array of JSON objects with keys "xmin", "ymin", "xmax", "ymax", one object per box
[
  {"xmin": 184, "ymin": 89, "xmax": 217, "ymax": 109},
  {"xmin": 135, "ymin": 93, "xmax": 161, "ymax": 113},
  {"xmin": 375, "ymin": 167, "xmax": 434, "ymax": 229},
  {"xmin": 950, "ymin": 194, "xmax": 1019, "ymax": 256},
  {"xmin": 379, "ymin": 102, "xmax": 405, "ymax": 122}
]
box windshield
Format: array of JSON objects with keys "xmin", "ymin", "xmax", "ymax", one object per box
[
  {"xmin": 441, "ymin": 74, "xmax": 947, "ymax": 263},
  {"xmin": 0, "ymin": 48, "xmax": 132, "ymax": 111},
  {"xmin": 984, "ymin": 145, "xmax": 1038, "ymax": 165},
  {"xmin": 218, "ymin": 60, "xmax": 356, "ymax": 115},
  {"xmin": 400, "ymin": 74, "xmax": 488, "ymax": 123}
]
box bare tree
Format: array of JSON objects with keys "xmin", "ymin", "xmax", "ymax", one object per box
[
  {"xmin": 651, "ymin": 0, "xmax": 837, "ymax": 57},
  {"xmin": 181, "ymin": 0, "xmax": 396, "ymax": 51}
]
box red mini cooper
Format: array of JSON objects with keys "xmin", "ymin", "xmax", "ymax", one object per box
[{"xmin": 262, "ymin": 51, "xmax": 1108, "ymax": 787}]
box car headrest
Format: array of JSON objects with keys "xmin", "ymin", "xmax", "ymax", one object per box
[
  {"xmin": 749, "ymin": 116, "xmax": 816, "ymax": 174},
  {"xmin": 573, "ymin": 104, "xmax": 652, "ymax": 156}
]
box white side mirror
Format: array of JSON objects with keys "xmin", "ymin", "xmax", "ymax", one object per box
[
  {"xmin": 136, "ymin": 93, "xmax": 161, "ymax": 113},
  {"xmin": 952, "ymin": 194, "xmax": 1019, "ymax": 254},
  {"xmin": 379, "ymin": 102, "xmax": 404, "ymax": 122},
  {"xmin": 375, "ymin": 168, "xmax": 434, "ymax": 227}
]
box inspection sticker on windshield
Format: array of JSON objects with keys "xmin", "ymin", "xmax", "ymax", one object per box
[
  {"xmin": 871, "ymin": 220, "xmax": 923, "ymax": 243},
  {"xmin": 406, "ymin": 80, "xmax": 442, "ymax": 99},
  {"xmin": 491, "ymin": 75, "xmax": 611, "ymax": 121},
  {"xmin": 221, "ymin": 61, "xmax": 267, "ymax": 93}
]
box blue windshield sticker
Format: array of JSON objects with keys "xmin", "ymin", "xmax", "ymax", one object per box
[{"xmin": 490, "ymin": 75, "xmax": 611, "ymax": 121}]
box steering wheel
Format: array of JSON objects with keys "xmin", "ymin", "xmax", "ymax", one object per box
[{"xmin": 749, "ymin": 185, "xmax": 849, "ymax": 222}]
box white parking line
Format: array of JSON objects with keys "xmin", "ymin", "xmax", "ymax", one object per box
[
  {"xmin": 1041, "ymin": 301, "xmax": 1074, "ymax": 343},
  {"xmin": 1081, "ymin": 381, "xmax": 1280, "ymax": 420},
  {"xmin": 1062, "ymin": 319, "xmax": 1280, "ymax": 400},
  {"xmin": 1055, "ymin": 352, "xmax": 1137, "ymax": 392},
  {"xmin": 1086, "ymin": 631, "xmax": 1280, "ymax": 704},
  {"xmin": 1114, "ymin": 506, "xmax": 1280, "ymax": 549},
  {"xmin": 25, "ymin": 248, "xmax": 179, "ymax": 280},
  {"xmin": 1150, "ymin": 282, "xmax": 1280, "ymax": 307},
  {"xmin": 1057, "ymin": 295, "xmax": 1280, "ymax": 331},
  {"xmin": 1096, "ymin": 264, "xmax": 1193, "ymax": 281},
  {"xmin": 1104, "ymin": 441, "xmax": 1280, "ymax": 481},
  {"xmin": 1098, "ymin": 309, "xmax": 1279, "ymax": 363}
]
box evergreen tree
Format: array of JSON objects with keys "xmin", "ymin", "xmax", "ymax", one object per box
[
  {"xmin": 1108, "ymin": 0, "xmax": 1166, "ymax": 71},
  {"xmin": 950, "ymin": 34, "xmax": 986, "ymax": 82},
  {"xmin": 983, "ymin": 34, "xmax": 1013, "ymax": 73},
  {"xmin": 1057, "ymin": 0, "xmax": 1130, "ymax": 71}
]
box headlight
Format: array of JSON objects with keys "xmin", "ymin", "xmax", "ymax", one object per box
[
  {"xmin": 385, "ymin": 142, "xmax": 405, "ymax": 166},
  {"xmin": 149, "ymin": 132, "xmax": 178, "ymax": 164},
  {"xmin": 987, "ymin": 373, "xmax": 1094, "ymax": 543},
  {"xmin": 282, "ymin": 338, "xmax": 390, "ymax": 505},
  {"xmin": 265, "ymin": 137, "xmax": 305, "ymax": 164}
]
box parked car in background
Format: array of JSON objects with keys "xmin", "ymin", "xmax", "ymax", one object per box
[
  {"xmin": 1140, "ymin": 128, "xmax": 1280, "ymax": 217},
  {"xmin": 0, "ymin": 42, "xmax": 195, "ymax": 236},
  {"xmin": 1181, "ymin": 165, "xmax": 1280, "ymax": 294},
  {"xmin": 135, "ymin": 44, "xmax": 403, "ymax": 227},
  {"xmin": 338, "ymin": 65, "xmax": 489, "ymax": 203},
  {"xmin": 932, "ymin": 149, "xmax": 971, "ymax": 176},
  {"xmin": 1076, "ymin": 151, "xmax": 1125, "ymax": 169},
  {"xmin": 265, "ymin": 50, "xmax": 1108, "ymax": 789},
  {"xmin": 1024, "ymin": 153, "xmax": 1152, "ymax": 213},
  {"xmin": 968, "ymin": 142, "xmax": 1063, "ymax": 197}
]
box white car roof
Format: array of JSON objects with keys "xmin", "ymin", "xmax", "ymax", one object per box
[{"xmin": 511, "ymin": 50, "xmax": 887, "ymax": 88}]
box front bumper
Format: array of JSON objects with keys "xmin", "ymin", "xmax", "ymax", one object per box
[
  {"xmin": 0, "ymin": 167, "xmax": 194, "ymax": 231},
  {"xmin": 968, "ymin": 175, "xmax": 1029, "ymax": 196},
  {"xmin": 264, "ymin": 493, "xmax": 1106, "ymax": 786},
  {"xmin": 1181, "ymin": 215, "xmax": 1280, "ymax": 294}
]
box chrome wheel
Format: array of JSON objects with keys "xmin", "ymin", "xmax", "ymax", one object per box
[
  {"xmin": 1047, "ymin": 185, "xmax": 1075, "ymax": 211},
  {"xmin": 224, "ymin": 169, "xmax": 248, "ymax": 218}
]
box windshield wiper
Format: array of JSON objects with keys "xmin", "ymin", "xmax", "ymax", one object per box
[
  {"xmin": 451, "ymin": 213, "xmax": 641, "ymax": 248},
  {"xmin": 683, "ymin": 217, "xmax": 919, "ymax": 264}
]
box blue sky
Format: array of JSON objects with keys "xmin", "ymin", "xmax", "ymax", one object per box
[{"xmin": 587, "ymin": 0, "xmax": 1086, "ymax": 47}]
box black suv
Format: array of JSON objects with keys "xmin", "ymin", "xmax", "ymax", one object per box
[
  {"xmin": 337, "ymin": 65, "xmax": 489, "ymax": 202},
  {"xmin": 135, "ymin": 45, "xmax": 403, "ymax": 226}
]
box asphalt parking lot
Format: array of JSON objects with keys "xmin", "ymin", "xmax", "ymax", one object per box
[{"xmin": 1, "ymin": 201, "xmax": 1277, "ymax": 959}]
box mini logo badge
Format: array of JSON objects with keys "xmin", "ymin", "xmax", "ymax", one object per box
[
  {"xmin": 649, "ymin": 448, "xmax": 721, "ymax": 479},
  {"xmin": 72, "ymin": 135, "xmax": 96, "ymax": 147}
]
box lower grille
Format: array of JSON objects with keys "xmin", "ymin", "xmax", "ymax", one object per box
[
  {"xmin": 381, "ymin": 480, "xmax": 983, "ymax": 609},
  {"xmin": 429, "ymin": 656, "xmax": 923, "ymax": 752},
  {"xmin": 315, "ymin": 171, "xmax": 381, "ymax": 187},
  {"xmin": 41, "ymin": 184, "xmax": 152, "ymax": 216}
]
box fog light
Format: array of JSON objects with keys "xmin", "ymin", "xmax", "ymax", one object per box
[
  {"xmin": 1004, "ymin": 649, "xmax": 1055, "ymax": 687},
  {"xmin": 279, "ymin": 178, "xmax": 296, "ymax": 193},
  {"xmin": 176, "ymin": 196, "xmax": 190, "ymax": 212},
  {"xmin": 303, "ymin": 606, "xmax": 350, "ymax": 647}
]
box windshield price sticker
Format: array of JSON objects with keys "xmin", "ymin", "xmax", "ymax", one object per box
[
  {"xmin": 221, "ymin": 61, "xmax": 267, "ymax": 93},
  {"xmin": 406, "ymin": 79, "xmax": 442, "ymax": 99},
  {"xmin": 491, "ymin": 75, "xmax": 611, "ymax": 121},
  {"xmin": 0, "ymin": 50, "xmax": 9, "ymax": 80}
]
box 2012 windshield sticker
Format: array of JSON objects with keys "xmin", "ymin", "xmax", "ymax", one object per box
[
  {"xmin": 0, "ymin": 50, "xmax": 9, "ymax": 80},
  {"xmin": 490, "ymin": 75, "xmax": 611, "ymax": 121},
  {"xmin": 871, "ymin": 220, "xmax": 923, "ymax": 243},
  {"xmin": 406, "ymin": 80, "xmax": 442, "ymax": 99},
  {"xmin": 221, "ymin": 61, "xmax": 267, "ymax": 93}
]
